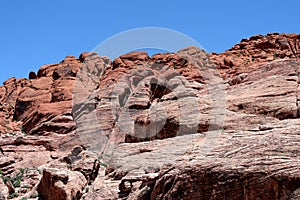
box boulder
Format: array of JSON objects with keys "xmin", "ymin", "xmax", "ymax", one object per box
[{"xmin": 37, "ymin": 168, "xmax": 87, "ymax": 200}]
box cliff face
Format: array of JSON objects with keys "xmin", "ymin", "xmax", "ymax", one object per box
[{"xmin": 0, "ymin": 33, "xmax": 300, "ymax": 200}]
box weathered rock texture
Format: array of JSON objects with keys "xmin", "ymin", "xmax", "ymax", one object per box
[
  {"xmin": 0, "ymin": 33, "xmax": 299, "ymax": 199},
  {"xmin": 210, "ymin": 33, "xmax": 300, "ymax": 79}
]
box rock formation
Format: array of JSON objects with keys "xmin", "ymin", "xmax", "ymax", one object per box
[{"xmin": 0, "ymin": 33, "xmax": 299, "ymax": 199}]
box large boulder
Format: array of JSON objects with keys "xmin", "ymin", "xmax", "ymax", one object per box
[{"xmin": 37, "ymin": 168, "xmax": 87, "ymax": 200}]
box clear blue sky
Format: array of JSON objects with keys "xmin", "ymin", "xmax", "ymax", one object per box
[{"xmin": 1, "ymin": 0, "xmax": 299, "ymax": 84}]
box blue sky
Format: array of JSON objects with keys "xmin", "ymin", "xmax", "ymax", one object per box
[{"xmin": 0, "ymin": 0, "xmax": 299, "ymax": 84}]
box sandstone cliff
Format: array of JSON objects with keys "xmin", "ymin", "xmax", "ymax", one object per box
[{"xmin": 0, "ymin": 33, "xmax": 299, "ymax": 200}]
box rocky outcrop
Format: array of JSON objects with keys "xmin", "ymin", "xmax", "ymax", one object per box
[
  {"xmin": 0, "ymin": 55, "xmax": 86, "ymax": 199},
  {"xmin": 0, "ymin": 56, "xmax": 81, "ymax": 137},
  {"xmin": 210, "ymin": 33, "xmax": 300, "ymax": 78},
  {"xmin": 74, "ymin": 47, "xmax": 224, "ymax": 149},
  {"xmin": 0, "ymin": 33, "xmax": 299, "ymax": 199}
]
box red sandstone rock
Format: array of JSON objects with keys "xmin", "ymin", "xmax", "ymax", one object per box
[
  {"xmin": 210, "ymin": 33, "xmax": 300, "ymax": 78},
  {"xmin": 0, "ymin": 33, "xmax": 300, "ymax": 199},
  {"xmin": 37, "ymin": 168, "xmax": 87, "ymax": 200}
]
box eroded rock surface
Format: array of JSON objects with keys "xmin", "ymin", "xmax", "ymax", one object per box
[{"xmin": 0, "ymin": 33, "xmax": 299, "ymax": 199}]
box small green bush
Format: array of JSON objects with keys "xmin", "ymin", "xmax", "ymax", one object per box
[
  {"xmin": 8, "ymin": 192, "xmax": 18, "ymax": 199},
  {"xmin": 1, "ymin": 168, "xmax": 24, "ymax": 188}
]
